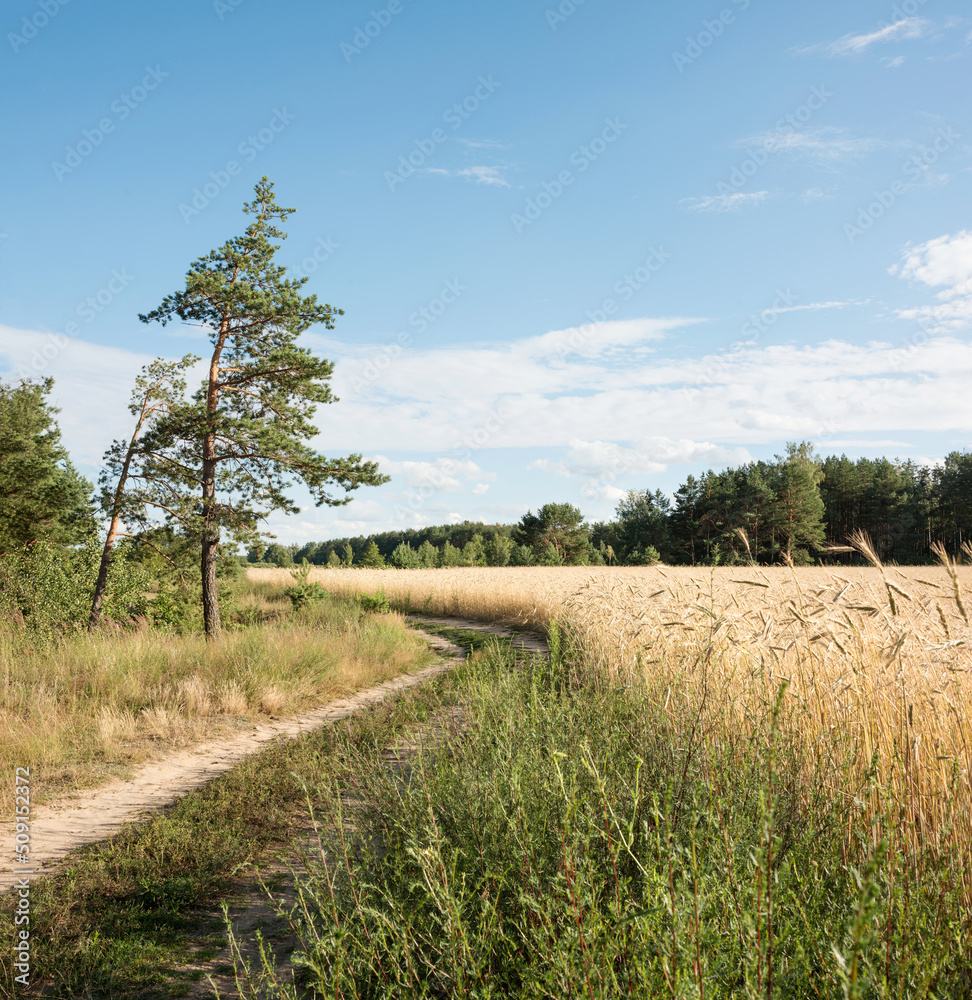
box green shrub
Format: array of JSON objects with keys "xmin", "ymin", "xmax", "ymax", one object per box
[
  {"xmin": 283, "ymin": 581, "xmax": 330, "ymax": 610},
  {"xmin": 357, "ymin": 589, "xmax": 390, "ymax": 613},
  {"xmin": 0, "ymin": 538, "xmax": 149, "ymax": 640}
]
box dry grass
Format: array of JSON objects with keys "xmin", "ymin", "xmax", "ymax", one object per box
[
  {"xmin": 0, "ymin": 594, "xmax": 435, "ymax": 808},
  {"xmin": 253, "ymin": 562, "xmax": 972, "ymax": 869}
]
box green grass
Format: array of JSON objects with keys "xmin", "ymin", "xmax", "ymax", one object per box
[
  {"xmin": 0, "ymin": 606, "xmax": 448, "ymax": 999},
  {"xmin": 406, "ymin": 618, "xmax": 538, "ymax": 657},
  {"xmin": 228, "ymin": 638, "xmax": 972, "ymax": 999}
]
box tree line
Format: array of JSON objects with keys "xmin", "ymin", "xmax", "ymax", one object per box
[{"xmin": 255, "ymin": 443, "xmax": 972, "ymax": 569}]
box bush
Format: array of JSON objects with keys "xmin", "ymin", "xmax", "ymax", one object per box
[
  {"xmin": 356, "ymin": 590, "xmax": 390, "ymax": 613},
  {"xmin": 281, "ymin": 581, "xmax": 329, "ymax": 610},
  {"xmin": 625, "ymin": 544, "xmax": 661, "ymax": 565},
  {"xmin": 0, "ymin": 538, "xmax": 149, "ymax": 640}
]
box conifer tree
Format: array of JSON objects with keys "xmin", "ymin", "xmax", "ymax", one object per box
[
  {"xmin": 89, "ymin": 355, "xmax": 198, "ymax": 630},
  {"xmin": 139, "ymin": 178, "xmax": 387, "ymax": 636},
  {"xmin": 772, "ymin": 443, "xmax": 825, "ymax": 563},
  {"xmin": 0, "ymin": 378, "xmax": 94, "ymax": 554}
]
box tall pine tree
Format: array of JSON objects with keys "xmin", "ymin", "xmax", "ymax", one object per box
[{"xmin": 139, "ymin": 178, "xmax": 387, "ymax": 637}]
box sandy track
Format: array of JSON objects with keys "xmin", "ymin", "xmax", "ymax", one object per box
[
  {"xmin": 2, "ymin": 617, "xmax": 547, "ymax": 897},
  {"xmin": 0, "ymin": 631, "xmax": 462, "ymax": 895}
]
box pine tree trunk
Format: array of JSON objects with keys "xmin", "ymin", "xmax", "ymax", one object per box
[
  {"xmin": 88, "ymin": 420, "xmax": 143, "ymax": 632},
  {"xmin": 201, "ymin": 520, "xmax": 221, "ymax": 638},
  {"xmin": 200, "ymin": 439, "xmax": 221, "ymax": 639},
  {"xmin": 201, "ymin": 323, "xmax": 228, "ymax": 640},
  {"xmin": 88, "ymin": 516, "xmax": 121, "ymax": 631}
]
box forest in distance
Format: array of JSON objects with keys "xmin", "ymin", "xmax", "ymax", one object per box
[{"xmin": 249, "ymin": 441, "xmax": 972, "ymax": 570}]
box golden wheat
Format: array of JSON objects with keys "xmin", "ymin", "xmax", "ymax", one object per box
[{"xmin": 254, "ymin": 563, "xmax": 972, "ymax": 865}]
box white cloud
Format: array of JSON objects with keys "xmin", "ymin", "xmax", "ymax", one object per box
[
  {"xmin": 744, "ymin": 127, "xmax": 883, "ymax": 163},
  {"xmin": 423, "ymin": 164, "xmax": 511, "ymax": 186},
  {"xmin": 797, "ymin": 17, "xmax": 931, "ymax": 57},
  {"xmin": 456, "ymin": 165, "xmax": 510, "ymax": 186},
  {"xmin": 471, "ymin": 482, "xmax": 490, "ymax": 495},
  {"xmin": 891, "ymin": 230, "xmax": 972, "ymax": 330},
  {"xmin": 881, "ymin": 55, "xmax": 907, "ymax": 67},
  {"xmin": 0, "ymin": 326, "xmax": 206, "ymax": 465},
  {"xmin": 771, "ymin": 299, "xmax": 868, "ymax": 315},
  {"xmin": 531, "ymin": 438, "xmax": 752, "ymax": 500},
  {"xmin": 8, "ymin": 309, "xmax": 972, "ymax": 523},
  {"xmin": 679, "ymin": 191, "xmax": 771, "ymax": 213},
  {"xmin": 456, "ymin": 138, "xmax": 507, "ymax": 151},
  {"xmin": 321, "ymin": 333, "xmax": 972, "ymax": 456},
  {"xmin": 369, "ymin": 456, "xmax": 494, "ymax": 492},
  {"xmin": 333, "ymin": 317, "xmax": 693, "ymax": 409}
]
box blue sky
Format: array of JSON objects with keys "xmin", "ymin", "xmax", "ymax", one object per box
[{"xmin": 2, "ymin": 0, "xmax": 970, "ymax": 542}]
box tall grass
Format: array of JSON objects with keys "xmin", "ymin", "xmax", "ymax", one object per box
[
  {"xmin": 250, "ymin": 564, "xmax": 972, "ymax": 887},
  {"xmin": 0, "ymin": 587, "xmax": 435, "ymax": 807},
  {"xmin": 228, "ymin": 641, "xmax": 972, "ymax": 998}
]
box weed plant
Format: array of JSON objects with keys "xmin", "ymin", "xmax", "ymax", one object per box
[
  {"xmin": 232, "ymin": 640, "xmax": 972, "ymax": 999},
  {"xmin": 251, "ymin": 563, "xmax": 972, "ymax": 888}
]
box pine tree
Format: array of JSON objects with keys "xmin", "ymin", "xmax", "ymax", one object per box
[
  {"xmin": 614, "ymin": 489, "xmax": 670, "ymax": 564},
  {"xmin": 0, "ymin": 378, "xmax": 94, "ymax": 554},
  {"xmin": 89, "ymin": 355, "xmax": 198, "ymax": 630},
  {"xmin": 513, "ymin": 503, "xmax": 588, "ymax": 564},
  {"xmin": 772, "ymin": 446, "xmax": 825, "ymax": 563},
  {"xmin": 670, "ymin": 474, "xmax": 703, "ymax": 565},
  {"xmin": 138, "ymin": 178, "xmax": 387, "ymax": 636},
  {"xmin": 359, "ymin": 540, "xmax": 386, "ymax": 568}
]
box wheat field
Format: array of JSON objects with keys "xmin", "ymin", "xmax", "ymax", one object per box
[{"xmin": 251, "ymin": 562, "xmax": 972, "ymax": 869}]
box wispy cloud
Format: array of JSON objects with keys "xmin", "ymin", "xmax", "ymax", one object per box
[
  {"xmin": 796, "ymin": 17, "xmax": 931, "ymax": 57},
  {"xmin": 530, "ymin": 438, "xmax": 751, "ymax": 502},
  {"xmin": 368, "ymin": 456, "xmax": 494, "ymax": 492},
  {"xmin": 9, "ymin": 319, "xmax": 972, "ymax": 520},
  {"xmin": 881, "ymin": 55, "xmax": 907, "ymax": 68},
  {"xmin": 456, "ymin": 165, "xmax": 510, "ymax": 186},
  {"xmin": 422, "ymin": 164, "xmax": 511, "ymax": 186},
  {"xmin": 456, "ymin": 138, "xmax": 507, "ymax": 151},
  {"xmin": 743, "ymin": 126, "xmax": 884, "ymax": 163},
  {"xmin": 771, "ymin": 299, "xmax": 869, "ymax": 315},
  {"xmin": 679, "ymin": 190, "xmax": 771, "ymax": 213}
]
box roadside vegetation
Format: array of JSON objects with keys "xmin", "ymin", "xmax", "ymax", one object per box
[
  {"xmin": 228, "ymin": 630, "xmax": 972, "ymax": 999},
  {"xmin": 254, "ymin": 557, "xmax": 972, "ymax": 908},
  {"xmin": 0, "ymin": 568, "xmax": 435, "ymax": 810},
  {"xmin": 0, "ymin": 663, "xmax": 450, "ymax": 999}
]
